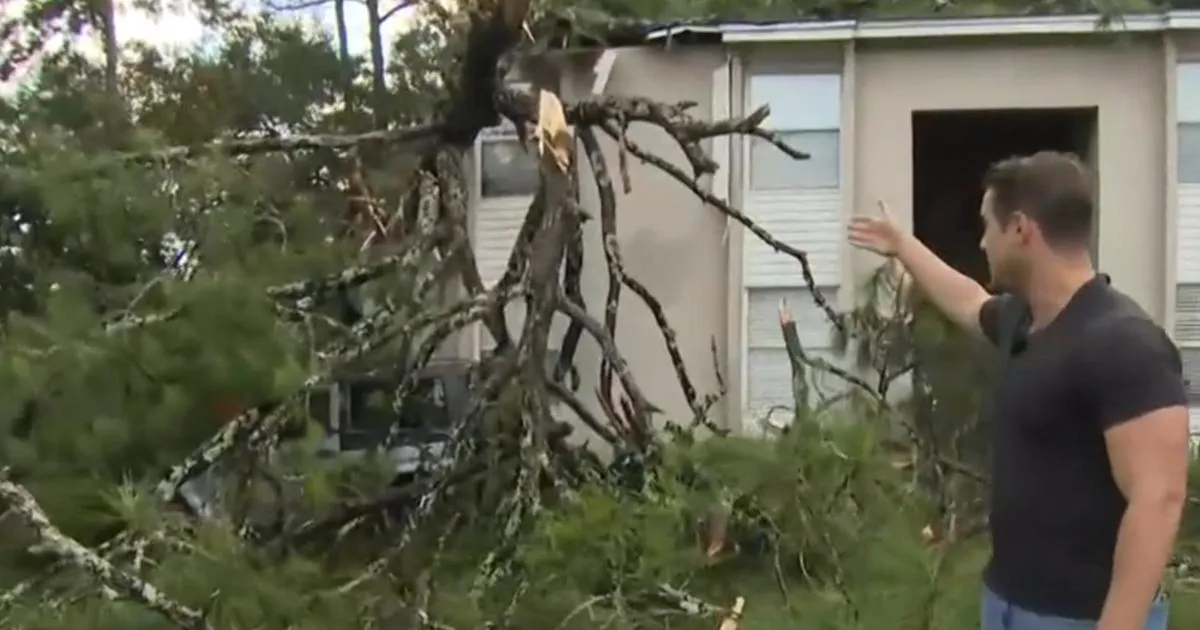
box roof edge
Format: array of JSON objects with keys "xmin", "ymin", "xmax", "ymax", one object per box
[{"xmin": 638, "ymin": 10, "xmax": 1200, "ymax": 44}]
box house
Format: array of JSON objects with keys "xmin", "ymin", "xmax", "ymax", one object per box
[{"xmin": 463, "ymin": 10, "xmax": 1200, "ymax": 437}]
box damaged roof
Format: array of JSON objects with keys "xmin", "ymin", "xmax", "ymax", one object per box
[{"xmin": 540, "ymin": 1, "xmax": 1200, "ymax": 49}]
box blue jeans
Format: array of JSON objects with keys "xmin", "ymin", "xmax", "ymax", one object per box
[{"xmin": 981, "ymin": 586, "xmax": 1169, "ymax": 630}]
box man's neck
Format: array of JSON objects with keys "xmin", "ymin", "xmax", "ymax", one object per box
[{"xmin": 1021, "ymin": 257, "xmax": 1096, "ymax": 331}]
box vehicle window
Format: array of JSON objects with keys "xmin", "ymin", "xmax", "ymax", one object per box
[
  {"xmin": 306, "ymin": 387, "xmax": 332, "ymax": 432},
  {"xmin": 347, "ymin": 382, "xmax": 394, "ymax": 434},
  {"xmin": 398, "ymin": 377, "xmax": 451, "ymax": 432}
]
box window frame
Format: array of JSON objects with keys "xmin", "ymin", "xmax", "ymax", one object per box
[
  {"xmin": 743, "ymin": 72, "xmax": 843, "ymax": 193},
  {"xmin": 1176, "ymin": 62, "xmax": 1200, "ymax": 124},
  {"xmin": 474, "ymin": 82, "xmax": 541, "ymax": 201},
  {"xmin": 1175, "ymin": 62, "xmax": 1200, "ymax": 428},
  {"xmin": 739, "ymin": 68, "xmax": 845, "ymax": 424},
  {"xmin": 475, "ymin": 120, "xmax": 540, "ymax": 201},
  {"xmin": 1179, "ymin": 63, "xmax": 1200, "ymax": 184}
]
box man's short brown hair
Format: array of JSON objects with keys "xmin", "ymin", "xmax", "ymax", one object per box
[{"xmin": 982, "ymin": 151, "xmax": 1095, "ymax": 249}]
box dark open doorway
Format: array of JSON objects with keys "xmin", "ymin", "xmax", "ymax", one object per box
[{"xmin": 911, "ymin": 108, "xmax": 1098, "ymax": 286}]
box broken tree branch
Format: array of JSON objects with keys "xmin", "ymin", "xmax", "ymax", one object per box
[
  {"xmin": 0, "ymin": 473, "xmax": 209, "ymax": 630},
  {"xmin": 576, "ymin": 126, "xmax": 721, "ymax": 432}
]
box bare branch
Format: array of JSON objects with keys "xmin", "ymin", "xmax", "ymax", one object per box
[
  {"xmin": 379, "ymin": 0, "xmax": 420, "ymax": 23},
  {"xmin": 0, "ymin": 474, "xmax": 209, "ymax": 629}
]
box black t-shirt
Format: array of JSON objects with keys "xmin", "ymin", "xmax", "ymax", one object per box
[{"xmin": 978, "ymin": 275, "xmax": 1186, "ymax": 620}]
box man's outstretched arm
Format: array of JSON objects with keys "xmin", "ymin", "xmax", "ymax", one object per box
[
  {"xmin": 890, "ymin": 231, "xmax": 994, "ymax": 340},
  {"xmin": 848, "ymin": 203, "xmax": 994, "ymax": 341}
]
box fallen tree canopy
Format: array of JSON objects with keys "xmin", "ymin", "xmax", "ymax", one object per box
[{"xmin": 0, "ymin": 1, "xmax": 1199, "ymax": 629}]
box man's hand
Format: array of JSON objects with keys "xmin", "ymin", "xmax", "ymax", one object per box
[
  {"xmin": 848, "ymin": 201, "xmax": 903, "ymax": 257},
  {"xmin": 846, "ymin": 200, "xmax": 990, "ymax": 338}
]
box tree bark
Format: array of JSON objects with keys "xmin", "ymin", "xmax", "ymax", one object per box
[
  {"xmin": 365, "ymin": 0, "xmax": 388, "ymax": 127},
  {"xmin": 97, "ymin": 0, "xmax": 119, "ymax": 96},
  {"xmin": 333, "ymin": 0, "xmax": 355, "ymax": 113}
]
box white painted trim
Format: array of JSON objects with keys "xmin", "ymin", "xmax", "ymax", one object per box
[
  {"xmin": 710, "ymin": 53, "xmax": 736, "ymax": 431},
  {"xmin": 738, "ymin": 64, "xmax": 753, "ymax": 431},
  {"xmin": 472, "ymin": 129, "xmax": 485, "ymax": 203},
  {"xmin": 712, "ymin": 59, "xmax": 732, "ymax": 242},
  {"xmin": 644, "ymin": 11, "xmax": 1200, "ymax": 45},
  {"xmin": 591, "ymin": 49, "xmax": 618, "ymax": 95},
  {"xmin": 727, "ymin": 53, "xmax": 747, "ymax": 434},
  {"xmin": 737, "ymin": 64, "xmax": 846, "ymax": 430},
  {"xmin": 838, "ymin": 40, "xmax": 855, "ymax": 312},
  {"xmin": 1167, "ymin": 34, "xmax": 1180, "ymax": 334},
  {"xmin": 471, "ymin": 137, "xmax": 485, "ymax": 361},
  {"xmin": 1172, "ymin": 11, "xmax": 1200, "ymax": 30}
]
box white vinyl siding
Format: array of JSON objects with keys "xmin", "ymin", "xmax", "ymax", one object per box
[
  {"xmin": 742, "ymin": 189, "xmax": 843, "ymax": 286},
  {"xmin": 743, "ymin": 72, "xmax": 845, "ymax": 422},
  {"xmin": 474, "ymin": 198, "xmax": 527, "ymax": 289},
  {"xmin": 474, "ymin": 122, "xmax": 536, "ymax": 351},
  {"xmin": 746, "ymin": 287, "xmax": 843, "ymax": 419},
  {"xmin": 1175, "ymin": 62, "xmax": 1200, "ymax": 436}
]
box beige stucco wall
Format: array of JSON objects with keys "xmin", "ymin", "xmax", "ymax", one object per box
[
  {"xmin": 531, "ymin": 33, "xmax": 1171, "ymax": 434},
  {"xmin": 559, "ymin": 47, "xmax": 732, "ymax": 434},
  {"xmin": 852, "ymin": 35, "xmax": 1168, "ymax": 319}
]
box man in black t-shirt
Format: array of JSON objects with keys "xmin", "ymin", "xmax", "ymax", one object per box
[{"xmin": 848, "ymin": 151, "xmax": 1189, "ymax": 630}]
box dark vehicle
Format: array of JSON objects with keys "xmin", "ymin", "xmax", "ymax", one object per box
[
  {"xmin": 178, "ymin": 359, "xmax": 476, "ymax": 519},
  {"xmin": 312, "ymin": 358, "xmax": 475, "ymax": 480}
]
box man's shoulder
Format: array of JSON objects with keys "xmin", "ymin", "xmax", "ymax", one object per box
[
  {"xmin": 980, "ymin": 293, "xmax": 1029, "ymax": 347},
  {"xmin": 1075, "ymin": 304, "xmax": 1179, "ymax": 373},
  {"xmin": 1071, "ymin": 293, "xmax": 1188, "ymax": 430},
  {"xmin": 1082, "ymin": 315, "xmax": 1173, "ymax": 352},
  {"xmin": 1081, "ymin": 286, "xmax": 1167, "ymax": 340}
]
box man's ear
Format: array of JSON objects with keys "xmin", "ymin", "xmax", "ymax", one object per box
[{"xmin": 1011, "ymin": 211, "xmax": 1033, "ymax": 242}]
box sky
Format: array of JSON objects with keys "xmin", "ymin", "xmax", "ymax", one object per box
[
  {"xmin": 1, "ymin": 0, "xmax": 419, "ymax": 94},
  {"xmin": 112, "ymin": 0, "xmax": 419, "ymax": 56}
]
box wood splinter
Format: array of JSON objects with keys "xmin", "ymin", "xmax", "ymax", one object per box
[{"xmin": 718, "ymin": 596, "xmax": 745, "ymax": 630}]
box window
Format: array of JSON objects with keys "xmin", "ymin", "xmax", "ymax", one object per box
[
  {"xmin": 306, "ymin": 387, "xmax": 333, "ymax": 432},
  {"xmin": 747, "ymin": 73, "xmax": 841, "ymax": 190},
  {"xmin": 478, "ymin": 121, "xmax": 539, "ymax": 198},
  {"xmin": 750, "ymin": 130, "xmax": 840, "ymax": 190},
  {"xmin": 1179, "ymin": 123, "xmax": 1200, "ymax": 184},
  {"xmin": 1175, "ymin": 63, "xmax": 1200, "ymax": 437},
  {"xmin": 339, "ymin": 379, "xmax": 395, "ymax": 450},
  {"xmin": 1182, "ymin": 349, "xmax": 1200, "ymax": 404},
  {"xmin": 338, "ymin": 377, "xmax": 452, "ymax": 433},
  {"xmin": 742, "ymin": 71, "xmax": 846, "ymax": 424},
  {"xmin": 396, "ymin": 377, "xmax": 451, "ymax": 433},
  {"xmin": 1178, "ymin": 62, "xmax": 1200, "ymax": 183},
  {"xmin": 1177, "ymin": 287, "xmax": 1200, "ymax": 406}
]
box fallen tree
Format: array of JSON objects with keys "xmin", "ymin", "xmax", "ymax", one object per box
[
  {"xmin": 1, "ymin": 1, "xmax": 1198, "ymax": 629},
  {"xmin": 0, "ymin": 1, "xmax": 854, "ymax": 626}
]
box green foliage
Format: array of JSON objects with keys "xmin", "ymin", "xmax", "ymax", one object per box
[{"xmin": 1, "ymin": 1, "xmax": 1198, "ymax": 629}]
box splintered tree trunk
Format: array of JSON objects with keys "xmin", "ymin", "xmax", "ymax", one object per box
[
  {"xmin": 778, "ymin": 301, "xmax": 811, "ymax": 426},
  {"xmin": 365, "ymin": 0, "xmax": 388, "ymax": 127},
  {"xmin": 92, "ymin": 0, "xmax": 124, "ymax": 134},
  {"xmin": 334, "ymin": 0, "xmax": 354, "ymax": 112},
  {"xmin": 98, "ymin": 0, "xmax": 118, "ymax": 97}
]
